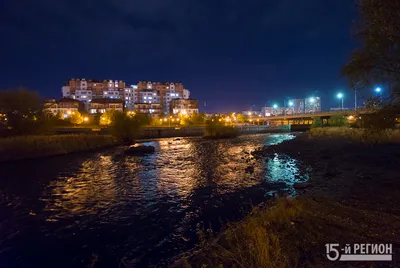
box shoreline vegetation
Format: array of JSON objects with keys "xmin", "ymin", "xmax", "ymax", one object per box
[
  {"xmin": 0, "ymin": 134, "xmax": 119, "ymax": 162},
  {"xmin": 173, "ymin": 128, "xmax": 400, "ymax": 267}
]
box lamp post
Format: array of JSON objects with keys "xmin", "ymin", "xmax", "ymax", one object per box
[
  {"xmin": 273, "ymin": 104, "xmax": 278, "ymax": 116},
  {"xmin": 337, "ymin": 93, "xmax": 344, "ymax": 111},
  {"xmin": 375, "ymin": 87, "xmax": 382, "ymax": 102}
]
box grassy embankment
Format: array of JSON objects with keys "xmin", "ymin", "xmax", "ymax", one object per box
[
  {"xmin": 175, "ymin": 127, "xmax": 400, "ymax": 267},
  {"xmin": 0, "ymin": 134, "xmax": 119, "ymax": 162}
]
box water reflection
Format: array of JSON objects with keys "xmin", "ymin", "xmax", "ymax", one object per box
[
  {"xmin": 266, "ymin": 153, "xmax": 309, "ymax": 184},
  {"xmin": 0, "ymin": 133, "xmax": 307, "ymax": 268}
]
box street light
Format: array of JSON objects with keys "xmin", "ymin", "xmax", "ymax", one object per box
[
  {"xmin": 288, "ymin": 101, "xmax": 294, "ymax": 107},
  {"xmin": 272, "ymin": 104, "xmax": 278, "ymax": 116},
  {"xmin": 337, "ymin": 93, "xmax": 344, "ymax": 111},
  {"xmin": 375, "ymin": 87, "xmax": 383, "ymax": 102}
]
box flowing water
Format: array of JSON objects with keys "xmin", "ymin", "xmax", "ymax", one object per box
[{"xmin": 0, "ymin": 134, "xmax": 308, "ymax": 268}]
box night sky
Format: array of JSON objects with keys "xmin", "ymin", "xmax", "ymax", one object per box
[{"xmin": 1, "ymin": 0, "xmax": 356, "ymax": 113}]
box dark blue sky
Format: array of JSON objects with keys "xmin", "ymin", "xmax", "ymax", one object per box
[{"xmin": 1, "ymin": 0, "xmax": 357, "ymax": 112}]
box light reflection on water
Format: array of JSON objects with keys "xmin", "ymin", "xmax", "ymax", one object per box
[{"xmin": 0, "ymin": 133, "xmax": 307, "ymax": 268}]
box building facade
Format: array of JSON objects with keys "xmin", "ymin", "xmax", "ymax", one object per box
[
  {"xmin": 169, "ymin": 99, "xmax": 199, "ymax": 115},
  {"xmin": 62, "ymin": 79, "xmax": 126, "ymax": 102},
  {"xmin": 89, "ymin": 99, "xmax": 124, "ymax": 114},
  {"xmin": 44, "ymin": 98, "xmax": 84, "ymax": 118},
  {"xmin": 288, "ymin": 97, "xmax": 321, "ymax": 114},
  {"xmin": 133, "ymin": 103, "xmax": 162, "ymax": 116},
  {"xmin": 61, "ymin": 79, "xmax": 191, "ymax": 116},
  {"xmin": 137, "ymin": 81, "xmax": 187, "ymax": 114}
]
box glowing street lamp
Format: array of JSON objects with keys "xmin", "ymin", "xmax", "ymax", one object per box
[
  {"xmin": 375, "ymin": 87, "xmax": 383, "ymax": 102},
  {"xmin": 309, "ymin": 97, "xmax": 315, "ymax": 103},
  {"xmin": 337, "ymin": 93, "xmax": 344, "ymax": 111},
  {"xmin": 83, "ymin": 117, "xmax": 89, "ymax": 122},
  {"xmin": 288, "ymin": 101, "xmax": 294, "ymax": 107},
  {"xmin": 273, "ymin": 104, "xmax": 278, "ymax": 109}
]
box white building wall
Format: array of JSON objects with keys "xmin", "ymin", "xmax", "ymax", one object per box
[
  {"xmin": 75, "ymin": 89, "xmax": 93, "ymax": 103},
  {"xmin": 139, "ymin": 90, "xmax": 158, "ymax": 104},
  {"xmin": 183, "ymin": 89, "xmax": 190, "ymax": 99},
  {"xmin": 124, "ymin": 87, "xmax": 139, "ymax": 109},
  {"xmin": 164, "ymin": 91, "xmax": 181, "ymax": 114},
  {"xmin": 103, "ymin": 90, "xmax": 121, "ymax": 99},
  {"xmin": 62, "ymin": 86, "xmax": 72, "ymax": 98}
]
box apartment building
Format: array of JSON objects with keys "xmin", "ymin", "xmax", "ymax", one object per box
[
  {"xmin": 89, "ymin": 99, "xmax": 124, "ymax": 114},
  {"xmin": 170, "ymin": 99, "xmax": 199, "ymax": 115},
  {"xmin": 44, "ymin": 98, "xmax": 84, "ymax": 118},
  {"xmin": 137, "ymin": 81, "xmax": 187, "ymax": 114},
  {"xmin": 62, "ymin": 79, "xmax": 126, "ymax": 102},
  {"xmin": 61, "ymin": 79, "xmax": 191, "ymax": 116},
  {"xmin": 133, "ymin": 103, "xmax": 162, "ymax": 116},
  {"xmin": 124, "ymin": 85, "xmax": 138, "ymax": 109}
]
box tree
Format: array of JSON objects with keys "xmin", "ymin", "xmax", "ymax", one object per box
[
  {"xmin": 0, "ymin": 88, "xmax": 45, "ymax": 135},
  {"xmin": 191, "ymin": 112, "xmax": 206, "ymax": 125},
  {"xmin": 342, "ymin": 0, "xmax": 400, "ymax": 91},
  {"xmin": 109, "ymin": 111, "xmax": 144, "ymax": 143},
  {"xmin": 311, "ymin": 117, "xmax": 323, "ymax": 128},
  {"xmin": 69, "ymin": 111, "xmax": 84, "ymax": 125},
  {"xmin": 329, "ymin": 114, "xmax": 348, "ymax": 127},
  {"xmin": 100, "ymin": 110, "xmax": 119, "ymax": 126},
  {"xmin": 237, "ymin": 114, "xmax": 248, "ymax": 123}
]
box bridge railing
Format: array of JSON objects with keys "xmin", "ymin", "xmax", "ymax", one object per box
[{"xmin": 259, "ymin": 108, "xmax": 365, "ymax": 118}]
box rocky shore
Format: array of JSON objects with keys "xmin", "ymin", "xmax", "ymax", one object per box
[
  {"xmin": 255, "ymin": 134, "xmax": 400, "ymax": 210},
  {"xmin": 175, "ymin": 132, "xmax": 400, "ymax": 267}
]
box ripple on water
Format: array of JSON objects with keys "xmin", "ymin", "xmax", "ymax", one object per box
[{"xmin": 0, "ymin": 133, "xmax": 308, "ymax": 268}]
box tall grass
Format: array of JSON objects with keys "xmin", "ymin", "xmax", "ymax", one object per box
[
  {"xmin": 0, "ymin": 134, "xmax": 118, "ymax": 162},
  {"xmin": 309, "ymin": 127, "xmax": 400, "ymax": 144},
  {"xmin": 177, "ymin": 195, "xmax": 400, "ymax": 267},
  {"xmin": 178, "ymin": 198, "xmax": 303, "ymax": 268}
]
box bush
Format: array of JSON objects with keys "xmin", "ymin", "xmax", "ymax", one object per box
[
  {"xmin": 109, "ymin": 112, "xmax": 143, "ymax": 144},
  {"xmin": 308, "ymin": 127, "xmax": 400, "ymax": 144},
  {"xmin": 361, "ymin": 108, "xmax": 397, "ymax": 130},
  {"xmin": 329, "ymin": 114, "xmax": 348, "ymax": 127},
  {"xmin": 0, "ymin": 134, "xmax": 118, "ymax": 162},
  {"xmin": 311, "ymin": 117, "xmax": 322, "ymax": 128}
]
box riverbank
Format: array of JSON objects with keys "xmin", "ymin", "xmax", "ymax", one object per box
[
  {"xmin": 0, "ymin": 134, "xmax": 119, "ymax": 162},
  {"xmin": 174, "ymin": 130, "xmax": 400, "ymax": 267}
]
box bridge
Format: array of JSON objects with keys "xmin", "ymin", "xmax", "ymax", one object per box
[{"xmin": 246, "ymin": 109, "xmax": 368, "ymax": 125}]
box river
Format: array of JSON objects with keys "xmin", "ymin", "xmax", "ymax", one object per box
[{"xmin": 0, "ymin": 134, "xmax": 308, "ymax": 268}]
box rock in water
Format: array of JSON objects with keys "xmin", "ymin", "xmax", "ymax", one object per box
[{"xmin": 124, "ymin": 145, "xmax": 155, "ymax": 155}]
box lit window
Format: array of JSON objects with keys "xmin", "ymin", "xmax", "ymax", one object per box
[
  {"xmin": 149, "ymin": 101, "xmax": 152, "ymax": 103},
  {"xmin": 153, "ymin": 93, "xmax": 156, "ymax": 96},
  {"xmin": 148, "ymin": 97, "xmax": 152, "ymax": 100},
  {"xmin": 144, "ymin": 96, "xmax": 147, "ymax": 99}
]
